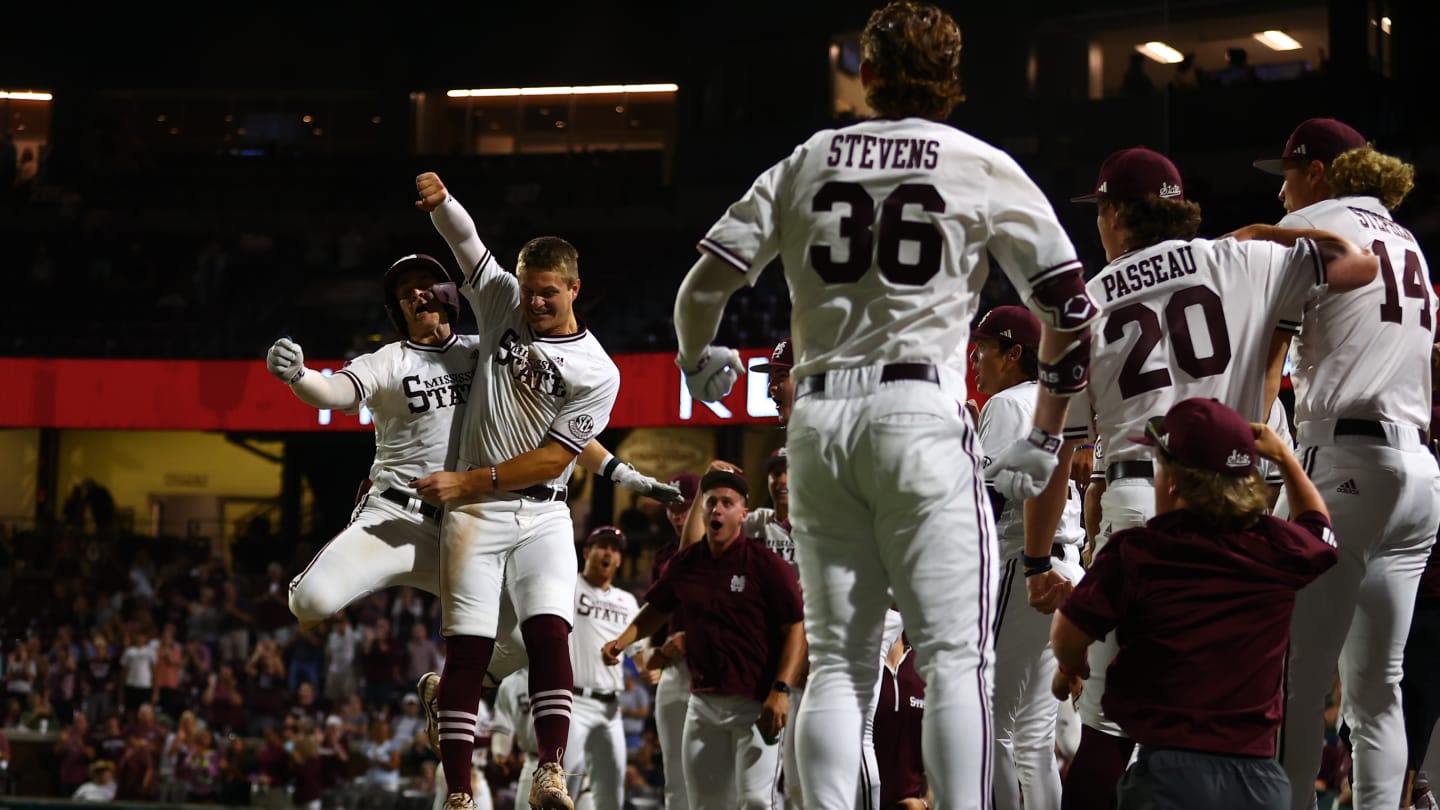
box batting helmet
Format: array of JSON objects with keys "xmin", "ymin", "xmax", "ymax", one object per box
[{"xmin": 383, "ymin": 254, "xmax": 461, "ymax": 336}]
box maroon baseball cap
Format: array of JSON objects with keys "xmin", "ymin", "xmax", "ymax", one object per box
[
  {"xmin": 665, "ymin": 472, "xmax": 699, "ymax": 512},
  {"xmin": 972, "ymin": 305, "xmax": 1041, "ymax": 351},
  {"xmin": 1132, "ymin": 398, "xmax": 1257, "ymax": 477},
  {"xmin": 765, "ymin": 446, "xmax": 788, "ymax": 474},
  {"xmin": 754, "ymin": 338, "xmax": 793, "ymax": 373},
  {"xmin": 1253, "ymin": 118, "xmax": 1367, "ymax": 175},
  {"xmin": 585, "ymin": 525, "xmax": 627, "ymax": 551},
  {"xmin": 1072, "ymin": 147, "xmax": 1185, "ymax": 203}
]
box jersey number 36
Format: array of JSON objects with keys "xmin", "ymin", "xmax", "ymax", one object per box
[{"xmin": 810, "ymin": 181, "xmax": 943, "ymax": 286}]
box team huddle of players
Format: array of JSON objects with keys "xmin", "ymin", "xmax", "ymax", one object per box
[{"xmin": 263, "ymin": 2, "xmax": 1437, "ymax": 809}]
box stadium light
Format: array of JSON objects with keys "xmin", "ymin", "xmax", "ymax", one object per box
[
  {"xmin": 1253, "ymin": 30, "xmax": 1302, "ymax": 51},
  {"xmin": 447, "ymin": 83, "xmax": 678, "ymax": 98},
  {"xmin": 0, "ymin": 90, "xmax": 53, "ymax": 101},
  {"xmin": 1135, "ymin": 42, "xmax": 1185, "ymax": 64}
]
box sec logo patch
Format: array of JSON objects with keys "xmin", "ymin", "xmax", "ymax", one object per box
[{"xmin": 569, "ymin": 414, "xmax": 595, "ymax": 440}]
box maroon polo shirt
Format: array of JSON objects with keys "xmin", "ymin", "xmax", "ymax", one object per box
[
  {"xmin": 874, "ymin": 647, "xmax": 927, "ymax": 807},
  {"xmin": 645, "ymin": 533, "xmax": 803, "ymax": 702},
  {"xmin": 1060, "ymin": 508, "xmax": 1338, "ymax": 757}
]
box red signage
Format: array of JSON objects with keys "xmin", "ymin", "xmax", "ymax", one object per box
[{"xmin": 0, "ymin": 351, "xmax": 793, "ymax": 432}]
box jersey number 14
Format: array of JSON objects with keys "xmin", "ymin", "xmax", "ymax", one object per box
[{"xmin": 1375, "ymin": 240, "xmax": 1432, "ymax": 330}]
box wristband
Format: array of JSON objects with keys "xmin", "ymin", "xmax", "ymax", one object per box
[
  {"xmin": 490, "ymin": 466, "xmax": 499, "ymax": 490},
  {"xmin": 1081, "ymin": 443, "xmax": 1095, "ymax": 450},
  {"xmin": 286, "ymin": 368, "xmax": 306, "ymax": 385},
  {"xmin": 600, "ymin": 454, "xmax": 623, "ymax": 480},
  {"xmin": 1022, "ymin": 553, "xmax": 1053, "ymax": 577},
  {"xmin": 1027, "ymin": 427, "xmax": 1061, "ymax": 454}
]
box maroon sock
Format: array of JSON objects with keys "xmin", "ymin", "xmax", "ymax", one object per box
[
  {"xmin": 521, "ymin": 615, "xmax": 574, "ymax": 766},
  {"xmin": 1061, "ymin": 724, "xmax": 1136, "ymax": 810},
  {"xmin": 437, "ymin": 635, "xmax": 495, "ymax": 796}
]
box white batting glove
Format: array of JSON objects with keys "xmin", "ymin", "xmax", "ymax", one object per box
[
  {"xmin": 677, "ymin": 345, "xmax": 744, "ymax": 402},
  {"xmin": 611, "ymin": 463, "xmax": 684, "ymax": 504},
  {"xmin": 983, "ymin": 428, "xmax": 1061, "ymax": 501},
  {"xmin": 266, "ymin": 338, "xmax": 307, "ymax": 384}
]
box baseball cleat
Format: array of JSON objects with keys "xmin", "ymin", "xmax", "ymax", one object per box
[
  {"xmin": 417, "ymin": 671, "xmax": 442, "ymax": 753},
  {"xmin": 529, "ymin": 761, "xmax": 574, "ymax": 809},
  {"xmin": 442, "ymin": 793, "xmax": 476, "ymax": 810}
]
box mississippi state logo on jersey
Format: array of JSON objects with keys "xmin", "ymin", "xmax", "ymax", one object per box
[{"xmin": 495, "ymin": 329, "xmax": 567, "ymax": 397}]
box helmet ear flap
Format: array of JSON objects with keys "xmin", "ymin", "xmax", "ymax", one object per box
[{"xmin": 431, "ymin": 281, "xmax": 461, "ymax": 327}]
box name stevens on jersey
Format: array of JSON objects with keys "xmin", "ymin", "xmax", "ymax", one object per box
[
  {"xmin": 496, "ymin": 329, "xmax": 567, "ymax": 397},
  {"xmin": 825, "ymin": 134, "xmax": 940, "ymax": 171},
  {"xmin": 1099, "ymin": 244, "xmax": 1199, "ymax": 303},
  {"xmin": 576, "ymin": 593, "xmax": 633, "ymax": 624},
  {"xmin": 403, "ymin": 370, "xmax": 474, "ymax": 414}
]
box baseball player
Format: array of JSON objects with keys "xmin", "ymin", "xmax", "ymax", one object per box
[
  {"xmin": 970, "ymin": 305, "xmax": 1085, "ymax": 810},
  {"xmin": 1051, "ymin": 145, "xmax": 1379, "ymax": 810},
  {"xmin": 755, "ymin": 337, "xmax": 796, "ymax": 427},
  {"xmin": 1052, "ymin": 397, "xmax": 1339, "ymax": 810},
  {"xmin": 1251, "ymin": 118, "xmax": 1440, "ymax": 810},
  {"xmin": 671, "ymin": 4, "xmax": 1100, "ymax": 807},
  {"xmin": 274, "ymin": 255, "xmax": 676, "ymax": 636},
  {"xmin": 602, "ymin": 470, "xmax": 806, "ymax": 810},
  {"xmin": 490, "ymin": 668, "xmax": 540, "ymax": 808},
  {"xmin": 743, "ymin": 447, "xmax": 793, "ymax": 563},
  {"xmin": 411, "ymin": 172, "xmax": 620, "ymax": 810}
]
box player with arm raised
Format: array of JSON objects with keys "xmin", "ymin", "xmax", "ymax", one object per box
[
  {"xmin": 1251, "ymin": 117, "xmax": 1440, "ymax": 810},
  {"xmin": 410, "ymin": 172, "xmax": 620, "ymax": 810},
  {"xmin": 1048, "ymin": 146, "xmax": 1378, "ymax": 810},
  {"xmin": 671, "ymin": 5, "xmax": 1098, "ymax": 807}
]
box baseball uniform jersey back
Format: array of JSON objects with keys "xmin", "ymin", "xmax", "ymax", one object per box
[{"xmin": 1274, "ymin": 196, "xmax": 1440, "ymax": 810}]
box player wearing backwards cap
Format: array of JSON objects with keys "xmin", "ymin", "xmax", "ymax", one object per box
[
  {"xmin": 1052, "ymin": 397, "xmax": 1339, "ymax": 810},
  {"xmin": 1252, "ymin": 118, "xmax": 1440, "ymax": 810},
  {"xmin": 408, "ymin": 171, "xmax": 620, "ymax": 810},
  {"xmin": 1053, "ymin": 145, "xmax": 1379, "ymax": 810},
  {"xmin": 603, "ymin": 470, "xmax": 806, "ymax": 810},
  {"xmin": 971, "ymin": 304, "xmax": 1085, "ymax": 810},
  {"xmin": 672, "ymin": 5, "xmax": 1100, "ymax": 806}
]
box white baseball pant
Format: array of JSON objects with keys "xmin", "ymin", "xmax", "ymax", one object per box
[
  {"xmin": 561, "ymin": 695, "xmax": 625, "ymax": 810},
  {"xmin": 441, "ymin": 498, "xmax": 575, "ymax": 637},
  {"xmin": 289, "ymin": 492, "xmax": 441, "ymax": 625},
  {"xmin": 789, "ymin": 369, "xmax": 996, "ymax": 810},
  {"xmin": 991, "ymin": 546, "xmax": 1085, "ymax": 810},
  {"xmin": 1279, "ymin": 430, "xmax": 1440, "ymax": 810},
  {"xmin": 1077, "ymin": 476, "xmax": 1154, "ymax": 737},
  {"xmin": 654, "ymin": 664, "xmax": 692, "ymax": 810},
  {"xmin": 682, "ymin": 692, "xmax": 782, "ymax": 810}
]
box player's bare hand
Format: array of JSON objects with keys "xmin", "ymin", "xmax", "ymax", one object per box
[
  {"xmin": 415, "ymin": 172, "xmax": 448, "ymax": 212},
  {"xmin": 1070, "ymin": 444, "xmax": 1094, "ymax": 487},
  {"xmin": 412, "ymin": 471, "xmax": 476, "ymax": 506},
  {"xmin": 896, "ymin": 799, "xmax": 929, "ymax": 810},
  {"xmin": 660, "ymin": 632, "xmax": 686, "ymax": 661},
  {"xmin": 984, "ymin": 431, "xmax": 1060, "ymax": 501},
  {"xmin": 612, "ymin": 463, "xmax": 683, "ymax": 504},
  {"xmin": 601, "ymin": 639, "xmax": 625, "ymax": 666},
  {"xmin": 756, "ymin": 691, "xmax": 788, "ymax": 744},
  {"xmin": 707, "ymin": 460, "xmax": 743, "ymax": 476},
  {"xmin": 1026, "ymin": 569, "xmax": 1074, "ymax": 614},
  {"xmin": 964, "ymin": 399, "xmax": 980, "ymax": 425},
  {"xmin": 677, "ymin": 345, "xmax": 744, "ymax": 402},
  {"xmin": 1051, "ymin": 668, "xmax": 1085, "ymax": 702},
  {"xmin": 266, "ymin": 338, "xmax": 307, "ymax": 384},
  {"xmin": 1250, "ymin": 423, "xmax": 1292, "ymax": 463}
]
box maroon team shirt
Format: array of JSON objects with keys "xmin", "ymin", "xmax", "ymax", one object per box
[
  {"xmin": 1060, "ymin": 509, "xmax": 1338, "ymax": 757},
  {"xmin": 874, "ymin": 647, "xmax": 927, "ymax": 807},
  {"xmin": 645, "ymin": 534, "xmax": 803, "ymax": 702}
]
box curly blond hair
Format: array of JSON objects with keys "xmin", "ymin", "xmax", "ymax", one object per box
[
  {"xmin": 1328, "ymin": 146, "xmax": 1415, "ymax": 211},
  {"xmin": 862, "ymin": 1, "xmax": 964, "ymax": 119}
]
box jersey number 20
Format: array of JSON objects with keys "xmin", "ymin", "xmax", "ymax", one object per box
[
  {"xmin": 810, "ymin": 181, "xmax": 944, "ymax": 286},
  {"xmin": 1104, "ymin": 285, "xmax": 1232, "ymax": 399}
]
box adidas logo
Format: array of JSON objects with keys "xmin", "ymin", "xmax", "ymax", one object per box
[
  {"xmin": 1000, "ymin": 329, "xmax": 1013, "ymax": 338},
  {"xmin": 1098, "ymin": 181, "xmax": 1109, "ymax": 192},
  {"xmin": 1336, "ymin": 478, "xmax": 1359, "ymax": 495},
  {"xmin": 1225, "ymin": 450, "xmax": 1251, "ymax": 468},
  {"xmin": 1158, "ymin": 182, "xmax": 1182, "ymax": 198},
  {"xmin": 1294, "ymin": 144, "xmax": 1308, "ymax": 155}
]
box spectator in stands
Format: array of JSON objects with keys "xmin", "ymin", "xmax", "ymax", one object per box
[
  {"xmin": 405, "ymin": 622, "xmax": 444, "ymax": 686},
  {"xmin": 288, "ymin": 623, "xmax": 325, "ymax": 693},
  {"xmin": 364, "ymin": 715, "xmax": 405, "ymax": 797},
  {"xmin": 393, "ymin": 693, "xmax": 426, "ymax": 746},
  {"xmin": 217, "ymin": 582, "xmax": 252, "ymax": 667},
  {"xmin": 202, "ymin": 664, "xmax": 246, "ymax": 736},
  {"xmin": 19, "ymin": 689, "xmax": 55, "ymax": 731},
  {"xmin": 125, "ymin": 702, "xmax": 167, "ymax": 752},
  {"xmin": 187, "ymin": 588, "xmax": 222, "ymax": 663},
  {"xmin": 119, "ymin": 628, "xmax": 157, "ymax": 714},
  {"xmin": 56, "ymin": 710, "xmax": 97, "ymax": 796},
  {"xmin": 82, "ymin": 632, "xmax": 119, "ymax": 723},
  {"xmin": 245, "ymin": 638, "xmax": 289, "ymax": 736},
  {"xmin": 95, "ymin": 714, "xmax": 127, "ymax": 764},
  {"xmin": 324, "ymin": 613, "xmax": 361, "ymax": 705},
  {"xmin": 151, "ymin": 623, "xmax": 184, "ymax": 720},
  {"xmin": 158, "ymin": 710, "xmax": 197, "ymax": 803},
  {"xmin": 291, "ymin": 732, "xmax": 325, "ymax": 810},
  {"xmin": 254, "ymin": 563, "xmax": 295, "ymax": 647},
  {"xmin": 72, "ymin": 759, "xmax": 118, "ymax": 802},
  {"xmin": 4, "ymin": 640, "xmax": 37, "ymax": 702},
  {"xmin": 391, "ymin": 587, "xmax": 427, "ymax": 642},
  {"xmin": 362, "ymin": 617, "xmax": 403, "ymax": 708},
  {"xmin": 115, "ymin": 732, "xmax": 157, "ymax": 801},
  {"xmin": 254, "ymin": 724, "xmax": 291, "ymax": 804},
  {"xmin": 289, "ymin": 680, "xmax": 328, "ymax": 732},
  {"xmin": 180, "ymin": 723, "xmax": 222, "ymax": 802},
  {"xmin": 48, "ymin": 642, "xmax": 80, "ymax": 723},
  {"xmin": 219, "ymin": 732, "xmax": 256, "ymax": 804}
]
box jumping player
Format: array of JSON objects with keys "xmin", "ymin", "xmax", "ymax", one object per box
[
  {"xmin": 1053, "ymin": 145, "xmax": 1379, "ymax": 810},
  {"xmin": 1252, "ymin": 118, "xmax": 1440, "ymax": 810},
  {"xmin": 671, "ymin": 4, "xmax": 1098, "ymax": 806},
  {"xmin": 411, "ymin": 171, "xmax": 620, "ymax": 810}
]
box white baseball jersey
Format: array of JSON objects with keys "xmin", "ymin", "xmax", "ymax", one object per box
[
  {"xmin": 979, "ymin": 381, "xmax": 1084, "ymax": 560},
  {"xmin": 1278, "ymin": 197, "xmax": 1436, "ymax": 427},
  {"xmin": 699, "ymin": 117, "xmax": 1087, "ymax": 390},
  {"xmin": 491, "ymin": 669, "xmax": 537, "ymax": 758},
  {"xmin": 338, "ymin": 335, "xmax": 481, "ymax": 496},
  {"xmin": 1065, "ymin": 237, "xmax": 1329, "ymax": 460},
  {"xmin": 743, "ymin": 508, "xmax": 795, "ymax": 563},
  {"xmin": 433, "ymin": 196, "xmax": 620, "ymax": 490},
  {"xmin": 570, "ymin": 576, "xmax": 641, "ymax": 694}
]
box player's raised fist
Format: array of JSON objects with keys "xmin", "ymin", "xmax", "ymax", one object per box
[
  {"xmin": 415, "ymin": 172, "xmax": 448, "ymax": 212},
  {"xmin": 677, "ymin": 345, "xmax": 744, "ymax": 402},
  {"xmin": 601, "ymin": 639, "xmax": 625, "ymax": 666},
  {"xmin": 266, "ymin": 338, "xmax": 306, "ymax": 384}
]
